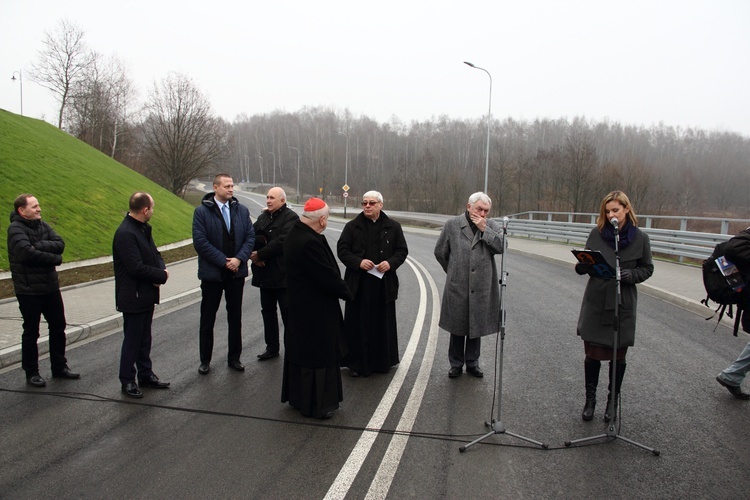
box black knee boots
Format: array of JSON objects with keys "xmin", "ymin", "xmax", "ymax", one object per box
[
  {"xmin": 604, "ymin": 361, "xmax": 627, "ymax": 422},
  {"xmin": 581, "ymin": 358, "xmax": 600, "ymax": 421}
]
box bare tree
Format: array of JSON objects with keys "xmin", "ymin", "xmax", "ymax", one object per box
[
  {"xmin": 561, "ymin": 128, "xmax": 599, "ymax": 212},
  {"xmin": 67, "ymin": 54, "xmax": 136, "ymax": 158},
  {"xmin": 140, "ymin": 73, "xmax": 227, "ymax": 196},
  {"xmin": 31, "ymin": 19, "xmax": 93, "ymax": 129}
]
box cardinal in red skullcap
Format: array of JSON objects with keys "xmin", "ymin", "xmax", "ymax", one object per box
[{"xmin": 282, "ymin": 196, "xmax": 352, "ymax": 419}]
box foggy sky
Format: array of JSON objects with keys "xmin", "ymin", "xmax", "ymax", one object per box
[{"xmin": 2, "ymin": 0, "xmax": 749, "ymax": 136}]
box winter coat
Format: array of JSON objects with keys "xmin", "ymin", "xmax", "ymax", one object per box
[
  {"xmin": 193, "ymin": 193, "xmax": 255, "ymax": 282},
  {"xmin": 112, "ymin": 214, "xmax": 168, "ymax": 313},
  {"xmin": 434, "ymin": 213, "xmax": 504, "ymax": 338},
  {"xmin": 7, "ymin": 211, "xmax": 64, "ymax": 296},
  {"xmin": 283, "ymin": 220, "xmax": 353, "ymax": 368},
  {"xmin": 576, "ymin": 226, "xmax": 654, "ymax": 348},
  {"xmin": 723, "ymin": 227, "xmax": 750, "ymax": 333},
  {"xmin": 250, "ymin": 204, "xmax": 298, "ymax": 289},
  {"xmin": 337, "ymin": 211, "xmax": 408, "ymax": 303}
]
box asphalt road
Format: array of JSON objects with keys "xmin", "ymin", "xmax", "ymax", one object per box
[{"xmin": 1, "ymin": 214, "xmax": 749, "ymax": 498}]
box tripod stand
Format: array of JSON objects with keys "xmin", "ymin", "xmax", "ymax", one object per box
[
  {"xmin": 460, "ymin": 217, "xmax": 548, "ymax": 452},
  {"xmin": 564, "ymin": 223, "xmax": 660, "ymax": 456}
]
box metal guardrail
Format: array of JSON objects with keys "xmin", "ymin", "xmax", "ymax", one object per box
[
  {"xmin": 503, "ymin": 214, "xmax": 750, "ymax": 263},
  {"xmin": 508, "ymin": 211, "xmax": 750, "ymax": 235}
]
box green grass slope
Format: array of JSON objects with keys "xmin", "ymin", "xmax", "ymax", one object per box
[{"xmin": 0, "ymin": 109, "xmax": 195, "ymax": 270}]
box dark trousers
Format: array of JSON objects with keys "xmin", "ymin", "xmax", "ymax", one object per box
[
  {"xmin": 448, "ymin": 334, "xmax": 481, "ymax": 369},
  {"xmin": 17, "ymin": 291, "xmax": 68, "ymax": 376},
  {"xmin": 260, "ymin": 287, "xmax": 288, "ymax": 353},
  {"xmin": 199, "ymin": 277, "xmax": 245, "ymax": 363},
  {"xmin": 119, "ymin": 308, "xmax": 155, "ymax": 385}
]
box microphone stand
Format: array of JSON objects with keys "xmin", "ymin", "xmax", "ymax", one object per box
[
  {"xmin": 564, "ymin": 222, "xmax": 660, "ymax": 455},
  {"xmin": 460, "ymin": 217, "xmax": 548, "ymax": 452}
]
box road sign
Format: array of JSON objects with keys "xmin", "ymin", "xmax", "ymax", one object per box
[
  {"xmin": 343, "ymin": 192, "xmax": 349, "ymax": 198},
  {"xmin": 342, "ymin": 184, "xmax": 350, "ymax": 192}
]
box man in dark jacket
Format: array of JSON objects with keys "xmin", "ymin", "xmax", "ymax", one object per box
[
  {"xmin": 7, "ymin": 194, "xmax": 79, "ymax": 387},
  {"xmin": 250, "ymin": 187, "xmax": 298, "ymax": 360},
  {"xmin": 337, "ymin": 190, "xmax": 408, "ymax": 377},
  {"xmin": 282, "ymin": 198, "xmax": 352, "ymax": 419},
  {"xmin": 716, "ymin": 227, "xmax": 750, "ymax": 400},
  {"xmin": 193, "ymin": 174, "xmax": 255, "ymax": 375},
  {"xmin": 113, "ymin": 192, "xmax": 170, "ymax": 398}
]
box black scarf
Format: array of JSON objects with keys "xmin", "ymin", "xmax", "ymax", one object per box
[{"xmin": 600, "ymin": 219, "xmax": 637, "ymax": 250}]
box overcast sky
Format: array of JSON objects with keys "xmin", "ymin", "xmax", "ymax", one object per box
[{"xmin": 2, "ymin": 0, "xmax": 749, "ymax": 136}]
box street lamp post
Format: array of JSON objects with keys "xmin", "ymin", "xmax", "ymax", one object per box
[
  {"xmin": 289, "ymin": 146, "xmax": 301, "ymax": 204},
  {"xmin": 257, "ymin": 154, "xmax": 264, "ymax": 185},
  {"xmin": 336, "ymin": 131, "xmax": 349, "ymax": 218},
  {"xmin": 11, "ymin": 70, "xmax": 23, "ymax": 116},
  {"xmin": 464, "ymin": 61, "xmax": 492, "ymax": 194},
  {"xmin": 268, "ymin": 151, "xmax": 276, "ymax": 185},
  {"xmin": 243, "ymin": 155, "xmax": 249, "ymax": 183}
]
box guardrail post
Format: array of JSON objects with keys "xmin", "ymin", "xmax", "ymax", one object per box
[{"xmin": 721, "ymin": 220, "xmax": 729, "ymax": 235}]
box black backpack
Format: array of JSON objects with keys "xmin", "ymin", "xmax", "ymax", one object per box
[{"xmin": 701, "ymin": 240, "xmax": 746, "ymax": 336}]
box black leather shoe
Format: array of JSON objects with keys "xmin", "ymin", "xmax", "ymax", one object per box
[
  {"xmin": 349, "ymin": 369, "xmax": 360, "ymax": 378},
  {"xmin": 467, "ymin": 366, "xmax": 484, "ymax": 378},
  {"xmin": 228, "ymin": 360, "xmax": 245, "ymax": 372},
  {"xmin": 198, "ymin": 363, "xmax": 211, "ymax": 375},
  {"xmin": 716, "ymin": 375, "xmax": 750, "ymax": 400},
  {"xmin": 448, "ymin": 367, "xmax": 462, "ymax": 378},
  {"xmin": 138, "ymin": 374, "xmax": 170, "ymax": 389},
  {"xmin": 27, "ymin": 374, "xmax": 46, "ymax": 387},
  {"xmin": 52, "ymin": 367, "xmax": 80, "ymax": 379},
  {"xmin": 121, "ymin": 382, "xmax": 143, "ymax": 398},
  {"xmin": 257, "ymin": 350, "xmax": 280, "ymax": 361}
]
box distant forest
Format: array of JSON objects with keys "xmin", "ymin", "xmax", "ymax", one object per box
[
  {"xmin": 218, "ymin": 109, "xmax": 750, "ymax": 218},
  {"xmin": 35, "ymin": 21, "xmax": 750, "ymax": 219}
]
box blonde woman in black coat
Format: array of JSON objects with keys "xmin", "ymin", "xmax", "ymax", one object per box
[{"xmin": 575, "ymin": 191, "xmax": 653, "ymax": 422}]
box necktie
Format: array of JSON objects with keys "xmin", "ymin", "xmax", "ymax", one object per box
[{"xmin": 221, "ymin": 204, "xmax": 231, "ymax": 232}]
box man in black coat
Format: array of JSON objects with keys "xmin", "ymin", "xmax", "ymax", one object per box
[
  {"xmin": 7, "ymin": 194, "xmax": 79, "ymax": 387},
  {"xmin": 113, "ymin": 192, "xmax": 170, "ymax": 398},
  {"xmin": 337, "ymin": 190, "xmax": 408, "ymax": 377},
  {"xmin": 250, "ymin": 187, "xmax": 298, "ymax": 361},
  {"xmin": 281, "ymin": 198, "xmax": 352, "ymax": 419}
]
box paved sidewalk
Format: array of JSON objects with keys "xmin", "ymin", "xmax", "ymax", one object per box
[
  {"xmin": 0, "ymin": 229, "xmax": 711, "ymax": 370},
  {"xmin": 0, "ymin": 257, "xmax": 201, "ymax": 369}
]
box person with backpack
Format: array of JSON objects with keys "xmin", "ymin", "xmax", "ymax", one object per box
[
  {"xmin": 715, "ymin": 227, "xmax": 750, "ymax": 400},
  {"xmin": 574, "ymin": 191, "xmax": 654, "ymax": 422}
]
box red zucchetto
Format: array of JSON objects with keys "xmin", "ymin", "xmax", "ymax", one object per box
[{"xmin": 303, "ymin": 197, "xmax": 326, "ymax": 212}]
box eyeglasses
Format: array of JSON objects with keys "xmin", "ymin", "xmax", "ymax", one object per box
[{"xmin": 361, "ymin": 201, "xmax": 379, "ymax": 206}]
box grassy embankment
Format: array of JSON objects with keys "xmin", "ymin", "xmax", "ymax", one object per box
[{"xmin": 0, "ymin": 109, "xmax": 197, "ymax": 299}]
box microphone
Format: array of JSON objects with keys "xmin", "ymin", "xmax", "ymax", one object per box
[
  {"xmin": 610, "ymin": 217, "xmax": 619, "ymax": 230},
  {"xmin": 502, "ymin": 216, "xmax": 509, "ymax": 229}
]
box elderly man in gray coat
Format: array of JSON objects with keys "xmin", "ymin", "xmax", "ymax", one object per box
[{"xmin": 434, "ymin": 192, "xmax": 504, "ymax": 378}]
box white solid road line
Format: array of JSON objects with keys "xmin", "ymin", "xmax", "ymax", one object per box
[
  {"xmin": 324, "ymin": 256, "xmax": 431, "ymax": 500},
  {"xmin": 364, "ymin": 256, "xmax": 441, "ymax": 499}
]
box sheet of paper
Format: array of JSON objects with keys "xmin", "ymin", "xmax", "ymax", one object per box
[{"xmin": 367, "ymin": 267, "xmax": 384, "ymax": 279}]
